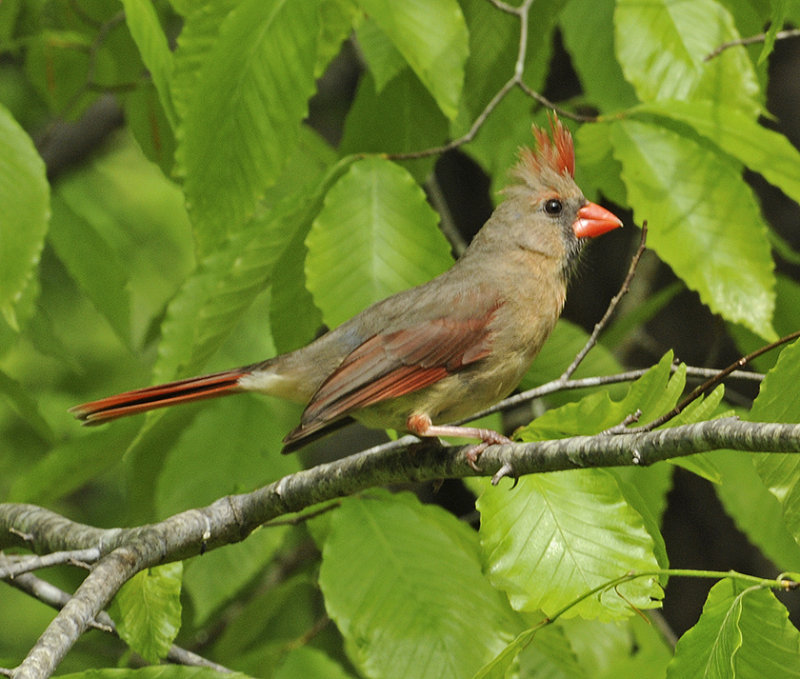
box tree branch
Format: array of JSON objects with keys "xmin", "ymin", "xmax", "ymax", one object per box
[{"xmin": 3, "ymin": 418, "xmax": 800, "ymax": 677}]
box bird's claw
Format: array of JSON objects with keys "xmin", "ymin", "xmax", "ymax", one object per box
[{"xmin": 492, "ymin": 462, "xmax": 518, "ymax": 487}]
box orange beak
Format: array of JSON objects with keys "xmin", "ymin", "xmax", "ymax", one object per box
[{"xmin": 573, "ymin": 202, "xmax": 623, "ymax": 239}]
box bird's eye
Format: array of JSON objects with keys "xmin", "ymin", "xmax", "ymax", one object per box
[{"xmin": 544, "ymin": 198, "xmax": 563, "ymax": 215}]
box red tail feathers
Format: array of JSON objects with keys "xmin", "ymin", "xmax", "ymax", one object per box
[{"xmin": 69, "ymin": 369, "xmax": 249, "ymax": 425}]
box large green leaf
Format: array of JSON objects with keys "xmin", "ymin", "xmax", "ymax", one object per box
[
  {"xmin": 112, "ymin": 562, "xmax": 183, "ymax": 664},
  {"xmin": 154, "ymin": 131, "xmax": 338, "ymax": 384},
  {"xmin": 610, "ymin": 118, "xmax": 776, "ymax": 339},
  {"xmin": 48, "ymin": 194, "xmax": 131, "ymax": 346},
  {"xmin": 615, "ymin": 0, "xmax": 761, "ymax": 115},
  {"xmin": 355, "ymin": 17, "xmax": 406, "ymax": 92},
  {"xmin": 339, "ymin": 69, "xmax": 449, "ymax": 182},
  {"xmin": 667, "ymin": 578, "xmax": 800, "ymax": 678},
  {"xmin": 305, "ymin": 157, "xmax": 453, "ymax": 328},
  {"xmin": 0, "ymin": 104, "xmax": 49, "ymax": 327},
  {"xmin": 120, "ymin": 0, "xmax": 176, "ymax": 129},
  {"xmin": 478, "ymin": 468, "xmax": 662, "ymax": 620},
  {"xmin": 560, "ymin": 0, "xmax": 638, "ymax": 113},
  {"xmin": 749, "ymin": 339, "xmax": 800, "ymax": 545},
  {"xmin": 181, "ymin": 0, "xmax": 319, "ymax": 254},
  {"xmin": 356, "ymin": 0, "xmax": 468, "ymax": 119},
  {"xmin": 275, "ymin": 647, "xmax": 356, "ymax": 679},
  {"xmin": 319, "ymin": 491, "xmax": 518, "ymax": 679},
  {"xmin": 171, "ymin": 1, "xmax": 232, "ymax": 134},
  {"xmin": 711, "ymin": 450, "xmax": 800, "ymax": 572},
  {"xmin": 632, "ymin": 100, "xmax": 800, "ymax": 207}
]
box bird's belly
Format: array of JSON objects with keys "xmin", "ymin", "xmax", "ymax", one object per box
[{"xmin": 352, "ymin": 356, "xmax": 528, "ymax": 433}]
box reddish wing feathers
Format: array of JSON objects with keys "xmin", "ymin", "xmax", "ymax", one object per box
[
  {"xmin": 283, "ymin": 306, "xmax": 501, "ymax": 446},
  {"xmin": 69, "ymin": 369, "xmax": 248, "ymax": 424}
]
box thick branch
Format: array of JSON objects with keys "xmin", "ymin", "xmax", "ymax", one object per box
[{"xmin": 4, "ymin": 417, "xmax": 800, "ymax": 678}]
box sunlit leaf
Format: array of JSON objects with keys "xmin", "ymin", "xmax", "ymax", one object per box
[{"xmin": 611, "ymin": 118, "xmax": 776, "ymax": 339}]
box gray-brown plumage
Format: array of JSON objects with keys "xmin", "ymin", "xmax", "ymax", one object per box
[{"xmin": 71, "ymin": 116, "xmax": 622, "ymax": 458}]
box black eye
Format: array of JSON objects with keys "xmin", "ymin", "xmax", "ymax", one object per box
[{"xmin": 544, "ymin": 198, "xmax": 563, "ymax": 215}]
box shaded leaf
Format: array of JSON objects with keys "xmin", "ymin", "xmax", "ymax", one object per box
[
  {"xmin": 49, "ymin": 194, "xmax": 131, "ymax": 346},
  {"xmin": 120, "ymin": 0, "xmax": 176, "ymax": 128},
  {"xmin": 560, "ymin": 0, "xmax": 638, "ymax": 113}
]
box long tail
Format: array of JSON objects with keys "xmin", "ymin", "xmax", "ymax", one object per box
[{"xmin": 69, "ymin": 368, "xmax": 251, "ymax": 425}]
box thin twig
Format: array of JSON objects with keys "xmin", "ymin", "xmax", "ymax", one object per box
[
  {"xmin": 449, "ymin": 364, "xmax": 761, "ymax": 429},
  {"xmin": 560, "ymin": 223, "xmax": 648, "ymax": 382},
  {"xmin": 705, "ymin": 28, "xmax": 800, "ymax": 61},
  {"xmin": 388, "ymin": 0, "xmax": 591, "ymax": 161},
  {"xmin": 0, "ymin": 548, "xmax": 100, "ymax": 579},
  {"xmin": 626, "ymin": 329, "xmax": 800, "ymax": 433}
]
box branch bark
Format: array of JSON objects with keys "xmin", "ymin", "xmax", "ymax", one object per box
[{"xmin": 3, "ymin": 417, "xmax": 800, "ymax": 678}]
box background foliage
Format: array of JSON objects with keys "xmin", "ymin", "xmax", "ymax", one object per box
[{"xmin": 2, "ymin": 0, "xmax": 800, "ymax": 677}]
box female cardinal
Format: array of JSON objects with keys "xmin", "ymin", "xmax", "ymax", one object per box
[{"xmin": 71, "ymin": 116, "xmax": 621, "ymax": 463}]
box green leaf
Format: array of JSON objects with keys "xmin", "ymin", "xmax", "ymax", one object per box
[
  {"xmin": 0, "ymin": 368, "xmax": 54, "ymax": 443},
  {"xmin": 57, "ymin": 668, "xmax": 252, "ymax": 679},
  {"xmin": 615, "ymin": 0, "xmax": 761, "ymax": 115},
  {"xmin": 610, "ymin": 118, "xmax": 776, "ymax": 340},
  {"xmin": 667, "ymin": 578, "xmax": 800, "ymax": 678},
  {"xmin": 315, "ymin": 0, "xmax": 359, "ymax": 78},
  {"xmin": 478, "ymin": 468, "xmax": 662, "ymax": 620},
  {"xmin": 356, "ymin": 0, "xmax": 468, "ymax": 119},
  {"xmin": 155, "ymin": 397, "xmax": 301, "ymax": 516},
  {"xmin": 8, "ymin": 420, "xmax": 140, "ymax": 504},
  {"xmin": 171, "ymin": 1, "xmax": 232, "ymax": 133},
  {"xmin": 305, "ymin": 157, "xmax": 453, "ymax": 328},
  {"xmin": 154, "ymin": 132, "xmax": 339, "ymax": 383},
  {"xmin": 573, "ymin": 121, "xmax": 628, "ymax": 210},
  {"xmin": 319, "ymin": 491, "xmax": 518, "ymax": 679},
  {"xmin": 474, "ymin": 620, "xmax": 585, "ymax": 679},
  {"xmin": 339, "ymin": 69, "xmax": 449, "ymax": 182},
  {"xmin": 516, "ymin": 352, "xmax": 680, "ymax": 440},
  {"xmin": 0, "ymin": 104, "xmax": 49, "ymax": 325},
  {"xmin": 355, "ymin": 17, "xmax": 406, "ymax": 91},
  {"xmin": 112, "ymin": 562, "xmax": 183, "ymax": 664},
  {"xmin": 184, "ymin": 526, "xmax": 290, "ymax": 627},
  {"xmin": 750, "ymin": 339, "xmax": 800, "ymax": 544},
  {"xmin": 181, "ymin": 0, "xmax": 319, "ymax": 254},
  {"xmin": 560, "ymin": 0, "xmax": 638, "ymax": 113},
  {"xmin": 274, "ymin": 647, "xmax": 356, "ymax": 679},
  {"xmin": 269, "ymin": 225, "xmax": 324, "ymax": 354},
  {"xmin": 566, "ymin": 616, "xmax": 673, "ymax": 678},
  {"xmin": 759, "ymin": 0, "xmax": 788, "ymax": 64},
  {"xmin": 121, "ymin": 82, "xmax": 177, "ymax": 175},
  {"xmin": 712, "ymin": 451, "xmax": 800, "ymax": 572},
  {"xmin": 120, "ymin": 0, "xmax": 176, "ymax": 129},
  {"xmin": 632, "ymin": 100, "xmax": 800, "ymax": 207},
  {"xmin": 519, "ymin": 319, "xmax": 624, "ymax": 396},
  {"xmin": 211, "ymin": 573, "xmax": 319, "ymax": 665},
  {"xmin": 49, "ymin": 194, "xmax": 132, "ymax": 347}
]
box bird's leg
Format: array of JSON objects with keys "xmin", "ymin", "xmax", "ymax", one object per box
[{"xmin": 406, "ymin": 414, "xmax": 512, "ymax": 472}]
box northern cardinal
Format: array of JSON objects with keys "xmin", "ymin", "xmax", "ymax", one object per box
[{"xmin": 71, "ymin": 116, "xmax": 621, "ymax": 463}]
